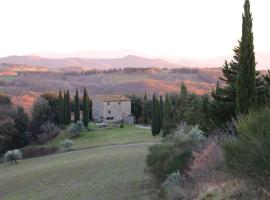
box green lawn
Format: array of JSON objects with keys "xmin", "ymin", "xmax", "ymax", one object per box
[
  {"xmin": 0, "ymin": 125, "xmax": 160, "ymax": 200},
  {"xmin": 49, "ymin": 124, "xmax": 158, "ymax": 150},
  {"xmin": 0, "ymin": 143, "xmax": 158, "ymax": 200}
]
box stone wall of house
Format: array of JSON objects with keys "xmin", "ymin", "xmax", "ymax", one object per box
[
  {"xmin": 103, "ymin": 100, "xmax": 131, "ymax": 122},
  {"xmin": 92, "ymin": 98, "xmax": 104, "ymax": 121}
]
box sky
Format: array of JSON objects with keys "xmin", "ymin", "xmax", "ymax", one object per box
[{"xmin": 0, "ymin": 0, "xmax": 270, "ymax": 59}]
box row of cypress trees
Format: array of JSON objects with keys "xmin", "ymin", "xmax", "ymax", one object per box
[{"xmin": 58, "ymin": 88, "xmax": 90, "ymax": 127}]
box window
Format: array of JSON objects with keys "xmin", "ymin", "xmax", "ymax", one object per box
[
  {"xmin": 106, "ymin": 117, "xmax": 114, "ymax": 120},
  {"xmin": 108, "ymin": 110, "xmax": 111, "ymax": 114},
  {"xmin": 118, "ymin": 102, "xmax": 121, "ymax": 105},
  {"xmin": 107, "ymin": 102, "xmax": 110, "ymax": 105}
]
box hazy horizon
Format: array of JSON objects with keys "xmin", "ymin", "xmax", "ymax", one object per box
[{"xmin": 0, "ymin": 0, "xmax": 270, "ymax": 60}]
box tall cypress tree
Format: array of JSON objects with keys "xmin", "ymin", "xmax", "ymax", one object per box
[
  {"xmin": 159, "ymin": 95, "xmax": 164, "ymax": 129},
  {"xmin": 83, "ymin": 88, "xmax": 89, "ymax": 127},
  {"xmin": 162, "ymin": 94, "xmax": 174, "ymax": 136},
  {"xmin": 236, "ymin": 0, "xmax": 257, "ymax": 114},
  {"xmin": 151, "ymin": 93, "xmax": 159, "ymax": 136},
  {"xmin": 63, "ymin": 91, "xmax": 67, "ymax": 124},
  {"xmin": 66, "ymin": 90, "xmax": 71, "ymax": 125},
  {"xmin": 58, "ymin": 90, "xmax": 64, "ymax": 125},
  {"xmin": 143, "ymin": 91, "xmax": 148, "ymax": 125},
  {"xmin": 156, "ymin": 98, "xmax": 161, "ymax": 134},
  {"xmin": 74, "ymin": 89, "xmax": 80, "ymax": 123}
]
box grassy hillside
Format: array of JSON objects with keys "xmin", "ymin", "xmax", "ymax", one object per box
[
  {"xmin": 0, "ymin": 143, "xmax": 158, "ymax": 200},
  {"xmin": 0, "ymin": 125, "xmax": 159, "ymax": 200},
  {"xmin": 49, "ymin": 125, "xmax": 158, "ymax": 149}
]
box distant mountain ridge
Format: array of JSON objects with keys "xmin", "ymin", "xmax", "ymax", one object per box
[{"xmin": 0, "ymin": 55, "xmax": 178, "ymax": 69}]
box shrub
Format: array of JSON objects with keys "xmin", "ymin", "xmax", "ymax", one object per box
[
  {"xmin": 60, "ymin": 139, "xmax": 74, "ymax": 149},
  {"xmin": 66, "ymin": 120, "xmax": 86, "ymax": 138},
  {"xmin": 147, "ymin": 124, "xmax": 205, "ymax": 181},
  {"xmin": 223, "ymin": 107, "xmax": 270, "ymax": 186},
  {"xmin": 20, "ymin": 146, "xmax": 58, "ymax": 159},
  {"xmin": 161, "ymin": 171, "xmax": 185, "ymax": 200},
  {"xmin": 4, "ymin": 149, "xmax": 22, "ymax": 163}
]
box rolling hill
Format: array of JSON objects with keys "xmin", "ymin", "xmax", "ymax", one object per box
[{"xmin": 0, "ymin": 55, "xmax": 177, "ymax": 69}]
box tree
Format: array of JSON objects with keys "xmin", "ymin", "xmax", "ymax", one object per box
[
  {"xmin": 14, "ymin": 106, "xmax": 29, "ymax": 147},
  {"xmin": 83, "ymin": 88, "xmax": 89, "ymax": 127},
  {"xmin": 143, "ymin": 92, "xmax": 150, "ymax": 125},
  {"xmin": 58, "ymin": 90, "xmax": 64, "ymax": 125},
  {"xmin": 151, "ymin": 93, "xmax": 160, "ymax": 136},
  {"xmin": 74, "ymin": 89, "xmax": 80, "ymax": 123},
  {"xmin": 130, "ymin": 95, "xmax": 143, "ymax": 124},
  {"xmin": 0, "ymin": 117, "xmax": 17, "ymax": 154},
  {"xmin": 159, "ymin": 95, "xmax": 164, "ymax": 129},
  {"xmin": 63, "ymin": 91, "xmax": 67, "ymax": 124},
  {"xmin": 30, "ymin": 97, "xmax": 50, "ymax": 138},
  {"xmin": 236, "ymin": 0, "xmax": 257, "ymax": 114},
  {"xmin": 41, "ymin": 92, "xmax": 59, "ymax": 123},
  {"xmin": 176, "ymin": 82, "xmax": 189, "ymax": 121},
  {"xmin": 66, "ymin": 90, "xmax": 71, "ymax": 124},
  {"xmin": 162, "ymin": 94, "xmax": 174, "ymax": 136}
]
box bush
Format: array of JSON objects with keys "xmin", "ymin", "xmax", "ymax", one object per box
[
  {"xmin": 223, "ymin": 107, "xmax": 270, "ymax": 186},
  {"xmin": 161, "ymin": 171, "xmax": 185, "ymax": 200},
  {"xmin": 147, "ymin": 124, "xmax": 205, "ymax": 181},
  {"xmin": 4, "ymin": 149, "xmax": 22, "ymax": 163},
  {"xmin": 67, "ymin": 121, "xmax": 86, "ymax": 138},
  {"xmin": 20, "ymin": 146, "xmax": 58, "ymax": 159},
  {"xmin": 60, "ymin": 139, "xmax": 74, "ymax": 149}
]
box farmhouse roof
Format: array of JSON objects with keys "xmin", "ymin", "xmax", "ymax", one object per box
[{"xmin": 95, "ymin": 95, "xmax": 130, "ymax": 102}]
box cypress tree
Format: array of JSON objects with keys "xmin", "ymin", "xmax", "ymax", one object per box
[
  {"xmin": 156, "ymin": 98, "xmax": 161, "ymax": 134},
  {"xmin": 74, "ymin": 89, "xmax": 80, "ymax": 123},
  {"xmin": 58, "ymin": 90, "xmax": 64, "ymax": 125},
  {"xmin": 66, "ymin": 90, "xmax": 71, "ymax": 125},
  {"xmin": 162, "ymin": 94, "xmax": 174, "ymax": 136},
  {"xmin": 159, "ymin": 95, "xmax": 164, "ymax": 129},
  {"xmin": 83, "ymin": 88, "xmax": 89, "ymax": 127},
  {"xmin": 236, "ymin": 0, "xmax": 257, "ymax": 114},
  {"xmin": 63, "ymin": 91, "xmax": 67, "ymax": 124},
  {"xmin": 151, "ymin": 93, "xmax": 159, "ymax": 136},
  {"xmin": 143, "ymin": 91, "xmax": 148, "ymax": 125}
]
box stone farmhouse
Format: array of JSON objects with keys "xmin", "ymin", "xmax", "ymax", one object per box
[{"xmin": 92, "ymin": 95, "xmax": 134, "ymax": 123}]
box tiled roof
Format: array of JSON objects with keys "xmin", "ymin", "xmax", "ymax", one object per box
[{"xmin": 94, "ymin": 95, "xmax": 130, "ymax": 102}]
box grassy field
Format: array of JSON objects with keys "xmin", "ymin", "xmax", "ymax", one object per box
[
  {"xmin": 49, "ymin": 124, "xmax": 158, "ymax": 149},
  {"xmin": 0, "ymin": 143, "xmax": 158, "ymax": 200},
  {"xmin": 0, "ymin": 125, "xmax": 159, "ymax": 200}
]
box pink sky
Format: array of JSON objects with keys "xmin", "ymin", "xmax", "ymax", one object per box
[{"xmin": 0, "ymin": 0, "xmax": 269, "ymax": 59}]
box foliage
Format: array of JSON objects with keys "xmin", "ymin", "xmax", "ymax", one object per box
[
  {"xmin": 20, "ymin": 146, "xmax": 58, "ymax": 159},
  {"xmin": 82, "ymin": 88, "xmax": 89, "ymax": 127},
  {"xmin": 60, "ymin": 139, "xmax": 74, "ymax": 149},
  {"xmin": 147, "ymin": 124, "xmax": 205, "ymax": 181},
  {"xmin": 0, "ymin": 117, "xmax": 18, "ymax": 154},
  {"xmin": 4, "ymin": 149, "xmax": 22, "ymax": 163},
  {"xmin": 30, "ymin": 97, "xmax": 51, "ymax": 137},
  {"xmin": 223, "ymin": 107, "xmax": 270, "ymax": 186},
  {"xmin": 41, "ymin": 92, "xmax": 59, "ymax": 124},
  {"xmin": 67, "ymin": 121, "xmax": 86, "ymax": 138},
  {"xmin": 151, "ymin": 93, "xmax": 161, "ymax": 136},
  {"xmin": 74, "ymin": 89, "xmax": 80, "ymax": 123},
  {"xmin": 161, "ymin": 171, "xmax": 185, "ymax": 200},
  {"xmin": 236, "ymin": 0, "xmax": 257, "ymax": 114},
  {"xmin": 129, "ymin": 94, "xmax": 143, "ymax": 124},
  {"xmin": 58, "ymin": 90, "xmax": 64, "ymax": 125}
]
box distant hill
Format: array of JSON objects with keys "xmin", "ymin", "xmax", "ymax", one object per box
[{"xmin": 0, "ymin": 55, "xmax": 178, "ymax": 69}]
